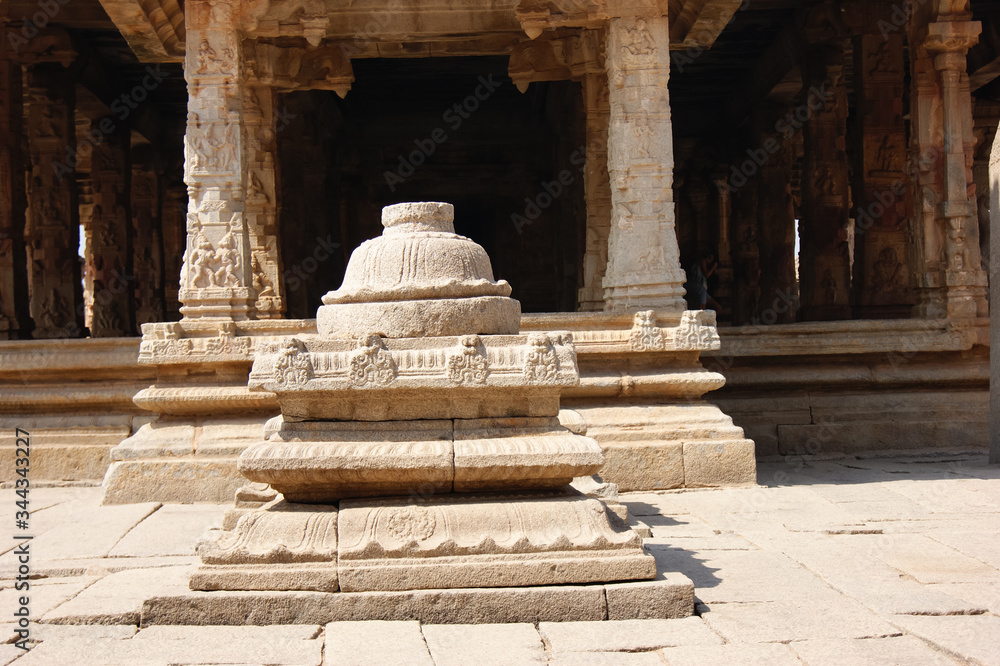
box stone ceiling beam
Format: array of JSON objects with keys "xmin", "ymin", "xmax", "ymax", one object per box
[
  {"xmin": 968, "ymin": 10, "xmax": 1000, "ymax": 91},
  {"xmin": 99, "ymin": 0, "xmax": 741, "ymax": 65},
  {"xmin": 724, "ymin": 11, "xmax": 807, "ymax": 127},
  {"xmin": 98, "ymin": 0, "xmax": 185, "ymax": 62}
]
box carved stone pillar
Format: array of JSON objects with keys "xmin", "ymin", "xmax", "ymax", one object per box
[
  {"xmin": 243, "ymin": 82, "xmax": 284, "ymax": 319},
  {"xmin": 133, "ymin": 157, "xmax": 165, "ymax": 326},
  {"xmin": 89, "ymin": 121, "xmax": 135, "ymax": 337},
  {"xmin": 602, "ymin": 11, "xmax": 687, "ymax": 313},
  {"xmin": 730, "ymin": 173, "xmax": 760, "ymax": 326},
  {"xmin": 0, "ymin": 52, "xmax": 31, "ymax": 339},
  {"xmin": 179, "ymin": 0, "xmax": 255, "ymax": 320},
  {"xmin": 798, "ymin": 40, "xmax": 852, "ymax": 321},
  {"xmin": 578, "ymin": 73, "xmax": 611, "ymax": 311},
  {"xmin": 711, "ymin": 167, "xmax": 734, "ymax": 322},
  {"xmin": 161, "ymin": 181, "xmax": 187, "ymax": 320},
  {"xmin": 851, "ymin": 27, "xmax": 913, "ymax": 318},
  {"xmin": 756, "ymin": 114, "xmax": 797, "ymax": 325},
  {"xmin": 921, "ymin": 21, "xmax": 989, "ymax": 319},
  {"xmin": 26, "ymin": 63, "xmax": 84, "ymax": 338}
]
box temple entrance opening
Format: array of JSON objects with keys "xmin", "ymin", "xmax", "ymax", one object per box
[{"xmin": 276, "ymin": 56, "xmax": 585, "ymax": 318}]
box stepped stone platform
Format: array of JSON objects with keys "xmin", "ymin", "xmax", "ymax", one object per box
[{"xmin": 0, "ymin": 455, "xmax": 996, "ymax": 664}]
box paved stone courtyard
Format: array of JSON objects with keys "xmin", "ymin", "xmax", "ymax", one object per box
[{"xmin": 0, "ymin": 454, "xmax": 998, "ymax": 665}]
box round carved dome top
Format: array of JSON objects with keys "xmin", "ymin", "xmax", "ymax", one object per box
[{"xmin": 322, "ymin": 202, "xmax": 512, "ymax": 305}]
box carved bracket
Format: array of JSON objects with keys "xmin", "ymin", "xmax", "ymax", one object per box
[
  {"xmin": 508, "ymin": 30, "xmax": 604, "ymax": 92},
  {"xmin": 246, "ymin": 42, "xmax": 354, "ymax": 97}
]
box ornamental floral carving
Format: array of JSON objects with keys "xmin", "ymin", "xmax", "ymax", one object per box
[
  {"xmin": 273, "ymin": 339, "xmax": 313, "ymax": 387},
  {"xmin": 385, "ymin": 505, "xmax": 436, "ymax": 543},
  {"xmin": 523, "ymin": 333, "xmax": 559, "ymax": 383},
  {"xmin": 629, "ymin": 311, "xmax": 665, "ymax": 352},
  {"xmin": 349, "ymin": 334, "xmax": 397, "ymax": 387},
  {"xmin": 447, "ymin": 335, "xmax": 489, "ymax": 385}
]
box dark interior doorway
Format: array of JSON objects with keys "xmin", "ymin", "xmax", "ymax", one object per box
[{"xmin": 277, "ymin": 56, "xmax": 586, "ymax": 320}]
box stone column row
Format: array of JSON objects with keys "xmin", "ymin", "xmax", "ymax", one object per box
[
  {"xmin": 721, "ymin": 1, "xmax": 988, "ymax": 325},
  {"xmin": 0, "ymin": 39, "xmax": 186, "ymax": 339}
]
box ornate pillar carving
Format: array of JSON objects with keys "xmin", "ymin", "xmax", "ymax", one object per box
[
  {"xmin": 578, "ymin": 72, "xmax": 611, "ymax": 311},
  {"xmin": 850, "ymin": 19, "xmax": 913, "ymax": 318},
  {"xmin": 711, "ymin": 167, "xmax": 734, "ymax": 322},
  {"xmin": 798, "ymin": 35, "xmax": 852, "ymax": 321},
  {"xmin": 161, "ymin": 180, "xmax": 187, "ymax": 320},
  {"xmin": 133, "ymin": 155, "xmax": 165, "ymax": 326},
  {"xmin": 26, "ymin": 63, "xmax": 84, "ymax": 338},
  {"xmin": 922, "ymin": 20, "xmax": 989, "ymax": 318},
  {"xmin": 89, "ymin": 120, "xmax": 135, "ymax": 337},
  {"xmin": 755, "ymin": 110, "xmax": 797, "ymax": 325},
  {"xmin": 179, "ymin": 0, "xmax": 255, "ymax": 320},
  {"xmin": 730, "ymin": 172, "xmax": 760, "ymax": 326},
  {"xmin": 242, "ymin": 82, "xmax": 284, "ymax": 319},
  {"xmin": 0, "ymin": 47, "xmax": 31, "ymax": 339},
  {"xmin": 602, "ymin": 9, "xmax": 686, "ymax": 312}
]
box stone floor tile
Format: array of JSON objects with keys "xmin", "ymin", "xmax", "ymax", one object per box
[
  {"xmin": 539, "ymin": 618, "xmax": 721, "ymax": 654},
  {"xmin": 0, "ymin": 644, "xmax": 25, "ymax": 665},
  {"xmin": 647, "ymin": 547, "xmax": 836, "ymax": 604},
  {"xmin": 0, "ymin": 575, "xmax": 97, "ymax": 618},
  {"xmin": 880, "ymin": 479, "xmax": 997, "ymax": 514},
  {"xmin": 324, "ymin": 621, "xmax": 433, "ymax": 666},
  {"xmin": 550, "ymin": 651, "xmax": 666, "ymax": 665},
  {"xmin": 619, "ymin": 493, "xmax": 688, "ymax": 517},
  {"xmin": 646, "ymin": 533, "xmax": 756, "ymax": 551},
  {"xmin": 640, "ymin": 514, "xmax": 719, "ymax": 539},
  {"xmin": 842, "ymin": 533, "xmax": 1000, "ymax": 584},
  {"xmin": 660, "ymin": 642, "xmax": 803, "ymax": 666},
  {"xmin": 801, "ymin": 483, "xmax": 912, "ymax": 504},
  {"xmin": 16, "ymin": 555, "xmax": 199, "ymax": 579},
  {"xmin": 835, "ymin": 500, "xmax": 933, "ymax": 522},
  {"xmin": 130, "ymin": 625, "xmax": 323, "ymax": 664},
  {"xmin": 700, "ymin": 600, "xmax": 899, "ymax": 643},
  {"xmin": 788, "ymin": 636, "xmax": 960, "ymax": 665},
  {"xmin": 886, "ymin": 615, "xmax": 1000, "ymax": 666},
  {"xmin": 925, "ymin": 531, "xmax": 1000, "ymax": 570},
  {"xmin": 32, "ymin": 624, "xmax": 138, "ymax": 640},
  {"xmin": 0, "ymin": 494, "xmax": 96, "ymax": 556},
  {"xmin": 927, "ymin": 582, "xmax": 1000, "ymax": 614},
  {"xmin": 41, "ymin": 565, "xmax": 194, "ymax": 624},
  {"xmin": 107, "ymin": 504, "xmax": 226, "ymax": 558},
  {"xmin": 421, "ymin": 623, "xmax": 546, "ymax": 666},
  {"xmin": 0, "ymin": 502, "xmax": 160, "ymax": 567},
  {"xmin": 13, "ymin": 624, "xmax": 323, "ymax": 666}
]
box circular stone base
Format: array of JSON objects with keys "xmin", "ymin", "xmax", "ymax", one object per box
[{"xmin": 317, "ymin": 296, "xmax": 520, "ymax": 339}]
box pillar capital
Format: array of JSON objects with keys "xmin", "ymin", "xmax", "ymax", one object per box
[{"xmin": 923, "ymin": 20, "xmax": 981, "ymax": 63}]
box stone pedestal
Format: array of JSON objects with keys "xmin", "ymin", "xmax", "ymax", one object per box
[{"xmin": 181, "ymin": 202, "xmax": 687, "ymax": 621}]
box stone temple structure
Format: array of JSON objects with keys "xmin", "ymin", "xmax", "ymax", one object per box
[
  {"xmin": 172, "ymin": 201, "xmax": 692, "ymax": 622},
  {"xmin": 0, "ymin": 0, "xmax": 998, "ymax": 505}
]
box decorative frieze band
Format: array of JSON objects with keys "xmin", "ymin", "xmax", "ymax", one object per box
[{"xmin": 249, "ymin": 333, "xmax": 580, "ymax": 393}]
